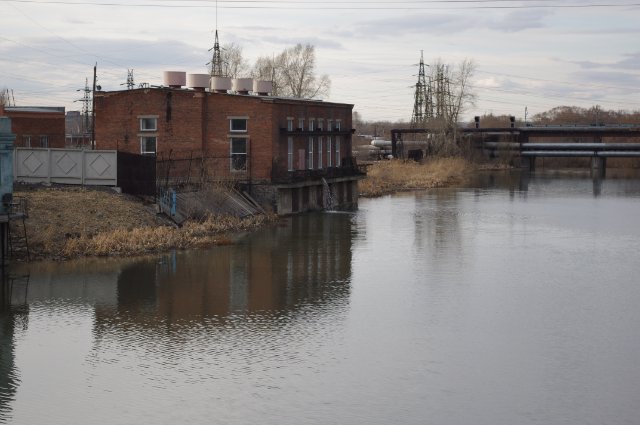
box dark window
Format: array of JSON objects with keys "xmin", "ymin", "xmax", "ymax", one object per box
[
  {"xmin": 230, "ymin": 118, "xmax": 248, "ymax": 132},
  {"xmin": 230, "ymin": 138, "xmax": 247, "ymax": 171}
]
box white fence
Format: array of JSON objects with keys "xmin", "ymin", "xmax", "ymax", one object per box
[{"xmin": 14, "ymin": 148, "xmax": 117, "ymax": 186}]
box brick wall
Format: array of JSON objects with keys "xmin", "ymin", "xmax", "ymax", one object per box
[
  {"xmin": 94, "ymin": 88, "xmax": 353, "ymax": 183},
  {"xmin": 0, "ymin": 106, "xmax": 66, "ymax": 148}
]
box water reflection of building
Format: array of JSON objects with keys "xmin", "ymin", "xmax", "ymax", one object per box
[
  {"xmin": 0, "ymin": 274, "xmax": 29, "ymax": 423},
  {"xmin": 92, "ymin": 213, "xmax": 354, "ymax": 326}
]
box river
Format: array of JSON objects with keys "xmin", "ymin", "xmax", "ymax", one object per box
[{"xmin": 2, "ymin": 170, "xmax": 640, "ymax": 424}]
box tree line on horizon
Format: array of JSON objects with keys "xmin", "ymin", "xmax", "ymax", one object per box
[{"xmin": 354, "ymin": 106, "xmax": 640, "ymax": 140}]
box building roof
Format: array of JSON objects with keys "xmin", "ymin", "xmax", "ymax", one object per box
[
  {"xmin": 4, "ymin": 106, "xmax": 65, "ymax": 114},
  {"xmin": 97, "ymin": 87, "xmax": 353, "ymax": 108}
]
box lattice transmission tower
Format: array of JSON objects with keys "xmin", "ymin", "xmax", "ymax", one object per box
[
  {"xmin": 126, "ymin": 69, "xmax": 135, "ymax": 89},
  {"xmin": 76, "ymin": 78, "xmax": 91, "ymax": 134},
  {"xmin": 410, "ymin": 51, "xmax": 433, "ymax": 129},
  {"xmin": 208, "ymin": 30, "xmax": 224, "ymax": 78}
]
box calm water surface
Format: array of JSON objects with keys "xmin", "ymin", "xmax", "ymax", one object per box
[{"xmin": 2, "ymin": 171, "xmax": 640, "ymax": 424}]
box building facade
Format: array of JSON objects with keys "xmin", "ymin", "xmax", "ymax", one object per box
[
  {"xmin": 0, "ymin": 105, "xmax": 66, "ymax": 149},
  {"xmin": 94, "ymin": 86, "xmax": 363, "ymax": 214}
]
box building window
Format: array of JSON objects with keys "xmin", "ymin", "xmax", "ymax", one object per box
[
  {"xmin": 298, "ymin": 118, "xmax": 304, "ymax": 130},
  {"xmin": 336, "ymin": 136, "xmax": 341, "ymax": 166},
  {"xmin": 287, "ymin": 137, "xmax": 294, "ymax": 171},
  {"xmin": 327, "ymin": 136, "xmax": 332, "ymax": 167},
  {"xmin": 230, "ymin": 137, "xmax": 247, "ymax": 171},
  {"xmin": 308, "ymin": 137, "xmax": 314, "ymax": 169},
  {"xmin": 140, "ymin": 136, "xmax": 157, "ymax": 155},
  {"xmin": 140, "ymin": 117, "xmax": 157, "ymax": 131},
  {"xmin": 318, "ymin": 136, "xmax": 323, "ymax": 169},
  {"xmin": 327, "ymin": 119, "xmax": 332, "ymax": 132},
  {"xmin": 336, "ymin": 120, "xmax": 341, "ymax": 131},
  {"xmin": 318, "ymin": 118, "xmax": 324, "ymax": 131},
  {"xmin": 229, "ymin": 118, "xmax": 248, "ymax": 132},
  {"xmin": 309, "ymin": 118, "xmax": 315, "ymax": 132},
  {"xmin": 287, "ymin": 117, "xmax": 294, "ymax": 131},
  {"xmin": 22, "ymin": 135, "xmax": 31, "ymax": 148},
  {"xmin": 39, "ymin": 135, "xmax": 49, "ymax": 148}
]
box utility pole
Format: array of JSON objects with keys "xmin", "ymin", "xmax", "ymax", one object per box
[{"xmin": 91, "ymin": 63, "xmax": 97, "ymax": 148}]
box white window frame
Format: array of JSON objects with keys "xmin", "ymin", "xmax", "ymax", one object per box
[
  {"xmin": 309, "ymin": 118, "xmax": 315, "ymax": 132},
  {"xmin": 39, "ymin": 135, "xmax": 49, "ymax": 148},
  {"xmin": 298, "ymin": 118, "xmax": 305, "ymax": 130},
  {"xmin": 230, "ymin": 136, "xmax": 248, "ymax": 171},
  {"xmin": 140, "ymin": 135, "xmax": 157, "ymax": 155},
  {"xmin": 327, "ymin": 119, "xmax": 333, "ymax": 132},
  {"xmin": 22, "ymin": 135, "xmax": 31, "ymax": 148},
  {"xmin": 287, "ymin": 117, "xmax": 294, "ymax": 131},
  {"xmin": 336, "ymin": 120, "xmax": 342, "ymax": 131},
  {"xmin": 327, "ymin": 136, "xmax": 332, "ymax": 167},
  {"xmin": 336, "ymin": 136, "xmax": 341, "ymax": 166},
  {"xmin": 287, "ymin": 137, "xmax": 294, "ymax": 171},
  {"xmin": 318, "ymin": 136, "xmax": 323, "ymax": 169},
  {"xmin": 139, "ymin": 116, "xmax": 158, "ymax": 132},
  {"xmin": 308, "ymin": 137, "xmax": 314, "ymax": 169},
  {"xmin": 229, "ymin": 117, "xmax": 249, "ymax": 133},
  {"xmin": 317, "ymin": 118, "xmax": 324, "ymax": 131}
]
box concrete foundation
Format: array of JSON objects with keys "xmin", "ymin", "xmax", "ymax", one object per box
[{"xmin": 249, "ymin": 177, "xmax": 360, "ymax": 215}]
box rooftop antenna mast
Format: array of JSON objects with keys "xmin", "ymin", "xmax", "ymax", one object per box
[{"xmin": 208, "ymin": 0, "xmax": 223, "ymax": 78}]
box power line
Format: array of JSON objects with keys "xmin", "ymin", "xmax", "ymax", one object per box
[{"xmin": 3, "ymin": 0, "xmax": 640, "ymax": 9}]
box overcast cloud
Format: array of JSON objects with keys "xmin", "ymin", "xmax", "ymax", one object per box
[{"xmin": 1, "ymin": 1, "xmax": 639, "ymax": 121}]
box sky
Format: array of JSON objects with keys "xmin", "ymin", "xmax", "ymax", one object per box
[{"xmin": 1, "ymin": 0, "xmax": 640, "ymax": 123}]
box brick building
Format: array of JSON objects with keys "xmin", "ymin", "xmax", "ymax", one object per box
[
  {"xmin": 0, "ymin": 105, "xmax": 66, "ymax": 148},
  {"xmin": 94, "ymin": 83, "xmax": 364, "ymax": 214}
]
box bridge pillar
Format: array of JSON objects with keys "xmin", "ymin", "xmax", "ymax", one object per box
[
  {"xmin": 521, "ymin": 156, "xmax": 535, "ymax": 172},
  {"xmin": 591, "ymin": 156, "xmax": 606, "ymax": 178}
]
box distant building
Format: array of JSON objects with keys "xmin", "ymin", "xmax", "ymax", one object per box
[
  {"xmin": 65, "ymin": 111, "xmax": 92, "ymax": 148},
  {"xmin": 94, "ymin": 75, "xmax": 364, "ymax": 214},
  {"xmin": 0, "ymin": 105, "xmax": 65, "ymax": 148}
]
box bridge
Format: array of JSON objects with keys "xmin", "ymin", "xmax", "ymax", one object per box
[{"xmin": 390, "ymin": 125, "xmax": 640, "ymax": 176}]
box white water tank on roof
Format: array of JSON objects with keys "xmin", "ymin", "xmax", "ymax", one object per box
[
  {"xmin": 187, "ymin": 73, "xmax": 210, "ymax": 90},
  {"xmin": 163, "ymin": 71, "xmax": 186, "ymax": 88},
  {"xmin": 210, "ymin": 76, "xmax": 232, "ymax": 93},
  {"xmin": 253, "ymin": 80, "xmax": 272, "ymax": 96},
  {"xmin": 233, "ymin": 78, "xmax": 253, "ymax": 94}
]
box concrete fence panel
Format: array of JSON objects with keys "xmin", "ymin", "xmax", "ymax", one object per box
[{"xmin": 14, "ymin": 148, "xmax": 117, "ymax": 186}]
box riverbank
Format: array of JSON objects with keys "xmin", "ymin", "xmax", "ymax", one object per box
[
  {"xmin": 11, "ymin": 157, "xmax": 473, "ymax": 262},
  {"xmin": 358, "ymin": 157, "xmax": 474, "ymax": 198},
  {"xmin": 11, "ymin": 186, "xmax": 275, "ymax": 262}
]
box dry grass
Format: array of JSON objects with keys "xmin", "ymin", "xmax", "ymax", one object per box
[
  {"xmin": 61, "ymin": 214, "xmax": 272, "ymax": 258},
  {"xmin": 12, "ymin": 185, "xmax": 274, "ymax": 261},
  {"xmin": 359, "ymin": 157, "xmax": 473, "ymax": 197}
]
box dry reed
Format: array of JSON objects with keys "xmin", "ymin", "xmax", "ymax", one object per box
[
  {"xmin": 61, "ymin": 214, "xmax": 273, "ymax": 258},
  {"xmin": 12, "ymin": 186, "xmax": 275, "ymax": 261},
  {"xmin": 359, "ymin": 157, "xmax": 472, "ymax": 197}
]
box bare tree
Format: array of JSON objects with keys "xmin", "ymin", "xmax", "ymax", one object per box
[
  {"xmin": 251, "ymin": 44, "xmax": 330, "ymax": 99},
  {"xmin": 252, "ymin": 55, "xmax": 281, "ymax": 96},
  {"xmin": 277, "ymin": 44, "xmax": 330, "ymax": 99},
  {"xmin": 221, "ymin": 42, "xmax": 249, "ymax": 79},
  {"xmin": 1, "ymin": 88, "xmax": 14, "ymax": 106},
  {"xmin": 426, "ymin": 58, "xmax": 476, "ymax": 155}
]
